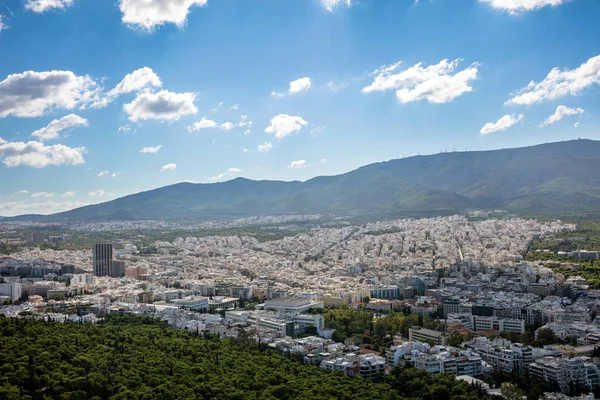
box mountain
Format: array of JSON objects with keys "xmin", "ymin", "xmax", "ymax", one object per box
[{"xmin": 9, "ymin": 139, "xmax": 600, "ymax": 222}]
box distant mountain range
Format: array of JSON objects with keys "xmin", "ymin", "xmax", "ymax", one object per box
[{"xmin": 8, "ymin": 139, "xmax": 600, "ymax": 222}]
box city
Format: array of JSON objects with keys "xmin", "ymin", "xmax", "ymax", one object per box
[{"xmin": 2, "ymin": 214, "xmax": 600, "ymax": 398}]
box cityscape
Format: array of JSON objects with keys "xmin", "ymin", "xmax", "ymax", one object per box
[{"xmin": 2, "ymin": 0, "xmax": 600, "ymax": 398}]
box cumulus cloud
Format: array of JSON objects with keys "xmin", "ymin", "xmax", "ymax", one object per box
[
  {"xmin": 288, "ymin": 160, "xmax": 309, "ymax": 168},
  {"xmin": 478, "ymin": 0, "xmax": 568, "ymax": 14},
  {"xmin": 97, "ymin": 170, "xmax": 110, "ymax": 177},
  {"xmin": 124, "ymin": 90, "xmax": 197, "ymax": 122},
  {"xmin": 258, "ymin": 142, "xmax": 273, "ymax": 153},
  {"xmin": 31, "ymin": 192, "xmax": 55, "ymax": 198},
  {"xmin": 362, "ymin": 59, "xmax": 479, "ymax": 104},
  {"xmin": 320, "ymin": 158, "xmax": 328, "ymax": 164},
  {"xmin": 220, "ymin": 122, "xmax": 234, "ymax": 130},
  {"xmin": 265, "ymin": 114, "xmax": 308, "ymax": 139},
  {"xmin": 540, "ymin": 105, "xmax": 584, "ymax": 127},
  {"xmin": 0, "ymin": 201, "xmax": 89, "ymax": 216},
  {"xmin": 0, "ymin": 70, "xmax": 101, "ymax": 118},
  {"xmin": 62, "ymin": 191, "xmax": 77, "ymax": 197},
  {"xmin": 0, "ymin": 140, "xmax": 86, "ymax": 168},
  {"xmin": 480, "ymin": 114, "xmax": 524, "ymax": 135},
  {"xmin": 322, "ymin": 0, "xmax": 351, "ymax": 11},
  {"xmin": 31, "ymin": 114, "xmax": 88, "ymax": 141},
  {"xmin": 231, "ymin": 104, "xmax": 239, "ymax": 110},
  {"xmin": 25, "ymin": 0, "xmax": 73, "ymax": 13},
  {"xmin": 242, "ymin": 147, "xmax": 249, "ymax": 153},
  {"xmin": 289, "ymin": 77, "xmax": 311, "ymax": 94},
  {"xmin": 91, "ymin": 67, "xmax": 163, "ymax": 108},
  {"xmin": 244, "ymin": 130, "xmax": 252, "ymax": 136},
  {"xmin": 188, "ymin": 117, "xmax": 218, "ymax": 131},
  {"xmin": 161, "ymin": 163, "xmax": 176, "ymax": 171},
  {"xmin": 119, "ymin": 0, "xmax": 207, "ymax": 31},
  {"xmin": 111, "ymin": 67, "xmax": 162, "ymax": 96},
  {"xmin": 16, "ymin": 190, "xmax": 29, "ymax": 195},
  {"xmin": 506, "ymin": 55, "xmax": 600, "ymax": 105},
  {"xmin": 140, "ymin": 145, "xmax": 162, "ymax": 153},
  {"xmin": 209, "ymin": 167, "xmax": 242, "ymax": 181},
  {"xmin": 574, "ymin": 122, "xmax": 580, "ymax": 128}
]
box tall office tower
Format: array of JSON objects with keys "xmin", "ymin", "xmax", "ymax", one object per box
[{"xmin": 93, "ymin": 243, "xmax": 113, "ymax": 277}]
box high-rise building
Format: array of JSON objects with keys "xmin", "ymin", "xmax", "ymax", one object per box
[
  {"xmin": 93, "ymin": 243, "xmax": 113, "ymax": 277},
  {"xmin": 110, "ymin": 260, "xmax": 126, "ymax": 278},
  {"xmin": 31, "ymin": 232, "xmax": 44, "ymax": 244}
]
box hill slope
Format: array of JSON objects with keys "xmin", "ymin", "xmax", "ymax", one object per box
[{"xmin": 10, "ymin": 139, "xmax": 600, "ymax": 222}]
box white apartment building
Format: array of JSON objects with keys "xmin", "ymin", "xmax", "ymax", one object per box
[
  {"xmin": 171, "ymin": 296, "xmax": 209, "ymax": 311},
  {"xmin": 264, "ymin": 297, "xmax": 324, "ymax": 318},
  {"xmin": 529, "ymin": 357, "xmax": 600, "ymax": 394},
  {"xmin": 0, "ymin": 282, "xmax": 21, "ymax": 302},
  {"xmin": 409, "ymin": 326, "xmax": 449, "ymax": 345}
]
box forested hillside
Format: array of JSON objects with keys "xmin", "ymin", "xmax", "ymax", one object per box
[
  {"xmin": 8, "ymin": 139, "xmax": 600, "ymax": 222},
  {"xmin": 0, "ymin": 315, "xmax": 485, "ymax": 400}
]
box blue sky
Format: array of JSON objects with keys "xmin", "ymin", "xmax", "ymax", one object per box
[{"xmin": 0, "ymin": 0, "xmax": 599, "ymax": 216}]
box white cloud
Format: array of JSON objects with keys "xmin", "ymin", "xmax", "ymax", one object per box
[
  {"xmin": 92, "ymin": 67, "xmax": 163, "ymax": 108},
  {"xmin": 98, "ymin": 170, "xmax": 110, "ymax": 177},
  {"xmin": 320, "ymin": 158, "xmax": 327, "ymax": 164},
  {"xmin": 25, "ymin": 0, "xmax": 73, "ymax": 13},
  {"xmin": 265, "ymin": 114, "xmax": 308, "ymax": 139},
  {"xmin": 0, "ymin": 70, "xmax": 101, "ymax": 118},
  {"xmin": 110, "ymin": 67, "xmax": 162, "ymax": 96},
  {"xmin": 288, "ymin": 160, "xmax": 309, "ymax": 168},
  {"xmin": 119, "ymin": 0, "xmax": 207, "ymax": 31},
  {"xmin": 244, "ymin": 130, "xmax": 252, "ymax": 135},
  {"xmin": 161, "ymin": 163, "xmax": 176, "ymax": 171},
  {"xmin": 289, "ymin": 77, "xmax": 312, "ymax": 94},
  {"xmin": 480, "ymin": 114, "xmax": 524, "ymax": 135},
  {"xmin": 258, "ymin": 142, "xmax": 273, "ymax": 153},
  {"xmin": 188, "ymin": 117, "xmax": 218, "ymax": 131},
  {"xmin": 31, "ymin": 114, "xmax": 88, "ymax": 141},
  {"xmin": 31, "ymin": 192, "xmax": 54, "ymax": 198},
  {"xmin": 478, "ymin": 0, "xmax": 568, "ymax": 14},
  {"xmin": 124, "ymin": 90, "xmax": 197, "ymax": 122},
  {"xmin": 0, "ymin": 15, "xmax": 6, "ymax": 32},
  {"xmin": 540, "ymin": 105, "xmax": 584, "ymax": 127},
  {"xmin": 0, "ymin": 201, "xmax": 89, "ymax": 216},
  {"xmin": 271, "ymin": 91, "xmax": 284, "ymax": 99},
  {"xmin": 140, "ymin": 145, "xmax": 162, "ymax": 153},
  {"xmin": 62, "ymin": 191, "xmax": 77, "ymax": 197},
  {"xmin": 16, "ymin": 190, "xmax": 29, "ymax": 195},
  {"xmin": 220, "ymin": 122, "xmax": 234, "ymax": 130},
  {"xmin": 118, "ymin": 125, "xmax": 136, "ymax": 134},
  {"xmin": 242, "ymin": 147, "xmax": 249, "ymax": 153},
  {"xmin": 0, "ymin": 140, "xmax": 85, "ymax": 168},
  {"xmin": 310, "ymin": 126, "xmax": 324, "ymax": 136},
  {"xmin": 322, "ymin": 0, "xmax": 351, "ymax": 12},
  {"xmin": 111, "ymin": 172, "xmax": 120, "ymax": 178},
  {"xmin": 507, "ymin": 55, "xmax": 600, "ymax": 105},
  {"xmin": 209, "ymin": 167, "xmax": 242, "ymax": 181},
  {"xmin": 574, "ymin": 122, "xmax": 580, "ymax": 128},
  {"xmin": 362, "ymin": 59, "xmax": 479, "ymax": 104},
  {"xmin": 231, "ymin": 104, "xmax": 239, "ymax": 110}
]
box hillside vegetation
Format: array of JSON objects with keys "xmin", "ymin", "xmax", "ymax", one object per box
[
  {"xmin": 0, "ymin": 315, "xmax": 486, "ymax": 400},
  {"xmin": 8, "ymin": 139, "xmax": 600, "ymax": 222}
]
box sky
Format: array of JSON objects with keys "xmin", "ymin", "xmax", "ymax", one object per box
[{"xmin": 0, "ymin": 0, "xmax": 599, "ymax": 216}]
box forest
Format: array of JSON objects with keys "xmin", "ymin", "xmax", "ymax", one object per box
[{"xmin": 0, "ymin": 314, "xmax": 487, "ymax": 400}]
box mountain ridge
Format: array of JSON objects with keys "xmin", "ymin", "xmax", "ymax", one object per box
[{"xmin": 7, "ymin": 139, "xmax": 600, "ymax": 222}]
